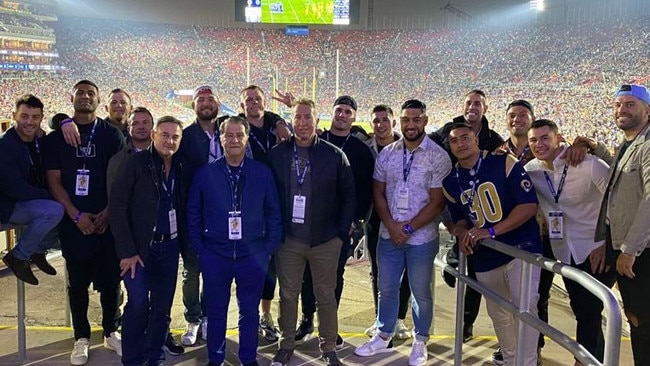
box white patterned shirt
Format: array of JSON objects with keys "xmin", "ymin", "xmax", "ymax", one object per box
[{"xmin": 374, "ymin": 137, "xmax": 451, "ymax": 245}]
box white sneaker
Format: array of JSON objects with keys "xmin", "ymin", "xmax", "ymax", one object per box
[
  {"xmin": 354, "ymin": 334, "xmax": 393, "ymax": 357},
  {"xmin": 103, "ymin": 331, "xmax": 122, "ymax": 356},
  {"xmin": 181, "ymin": 321, "xmax": 201, "ymax": 346},
  {"xmin": 409, "ymin": 340, "xmax": 428, "ymax": 366},
  {"xmin": 395, "ymin": 319, "xmax": 412, "ymax": 340},
  {"xmin": 70, "ymin": 338, "xmax": 89, "ymax": 365},
  {"xmin": 200, "ymin": 316, "xmax": 208, "ymax": 341},
  {"xmin": 364, "ymin": 323, "xmax": 377, "ymax": 337}
]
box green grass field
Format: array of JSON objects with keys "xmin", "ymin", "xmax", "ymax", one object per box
[{"xmin": 261, "ymin": 0, "xmax": 335, "ymax": 24}]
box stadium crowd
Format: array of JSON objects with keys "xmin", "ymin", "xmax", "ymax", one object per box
[{"xmin": 2, "ymin": 15, "xmax": 650, "ymax": 146}]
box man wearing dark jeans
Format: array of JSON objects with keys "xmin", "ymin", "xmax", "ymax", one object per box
[{"xmin": 595, "ymin": 84, "xmax": 650, "ymax": 366}]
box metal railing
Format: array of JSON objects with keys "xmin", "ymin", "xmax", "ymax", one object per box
[
  {"xmin": 435, "ymin": 238, "xmax": 622, "ymax": 366},
  {"xmin": 0, "ymin": 224, "xmax": 27, "ymax": 360}
]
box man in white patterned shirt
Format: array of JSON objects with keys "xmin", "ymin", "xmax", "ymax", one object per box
[
  {"xmin": 525, "ymin": 119, "xmax": 615, "ymax": 365},
  {"xmin": 355, "ymin": 99, "xmax": 451, "ymax": 366}
]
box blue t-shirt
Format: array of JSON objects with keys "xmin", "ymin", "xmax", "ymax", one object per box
[{"xmin": 443, "ymin": 151, "xmax": 542, "ymax": 272}]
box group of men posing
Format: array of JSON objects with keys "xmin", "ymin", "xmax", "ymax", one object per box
[{"xmin": 0, "ymin": 79, "xmax": 648, "ymax": 366}]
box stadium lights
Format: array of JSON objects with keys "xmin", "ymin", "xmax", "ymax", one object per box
[{"xmin": 530, "ymin": 0, "xmax": 545, "ymax": 11}]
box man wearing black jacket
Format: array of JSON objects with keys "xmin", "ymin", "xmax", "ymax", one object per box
[
  {"xmin": 0, "ymin": 94, "xmax": 63, "ymax": 285},
  {"xmin": 109, "ymin": 116, "xmax": 187, "ymax": 366},
  {"xmin": 268, "ymin": 99, "xmax": 355, "ymax": 366}
]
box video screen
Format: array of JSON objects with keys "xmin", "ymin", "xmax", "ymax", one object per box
[{"xmin": 237, "ymin": 0, "xmax": 354, "ymax": 25}]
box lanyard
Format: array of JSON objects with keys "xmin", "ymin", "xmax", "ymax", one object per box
[
  {"xmin": 325, "ymin": 131, "xmax": 351, "ymax": 151},
  {"xmin": 249, "ymin": 129, "xmax": 270, "ymax": 154},
  {"xmin": 402, "ymin": 145, "xmax": 415, "ymax": 182},
  {"xmin": 543, "ymin": 164, "xmax": 568, "ymax": 204},
  {"xmin": 516, "ymin": 145, "xmax": 530, "ymax": 163},
  {"xmin": 161, "ymin": 168, "xmax": 175, "ymax": 209},
  {"xmin": 27, "ymin": 137, "xmax": 40, "ymax": 166},
  {"xmin": 225, "ymin": 160, "xmax": 244, "ymax": 210},
  {"xmin": 80, "ymin": 120, "xmax": 98, "ymax": 168},
  {"xmin": 455, "ymin": 155, "xmax": 483, "ymax": 210},
  {"xmin": 292, "ymin": 143, "xmax": 310, "ymax": 187}
]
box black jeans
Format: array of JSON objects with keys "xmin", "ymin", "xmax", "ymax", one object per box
[
  {"xmin": 562, "ymin": 256, "xmax": 616, "ymax": 362},
  {"xmin": 616, "ymin": 248, "xmax": 650, "ymax": 365},
  {"xmin": 65, "ymin": 232, "xmax": 121, "ymax": 340}
]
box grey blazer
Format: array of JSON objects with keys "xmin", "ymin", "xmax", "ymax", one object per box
[{"xmin": 595, "ymin": 123, "xmax": 650, "ymax": 256}]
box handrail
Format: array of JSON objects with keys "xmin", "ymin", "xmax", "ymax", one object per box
[{"xmin": 435, "ymin": 238, "xmax": 622, "ymax": 366}]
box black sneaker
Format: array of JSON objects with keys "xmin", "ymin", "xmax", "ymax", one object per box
[
  {"xmin": 3, "ymin": 250, "xmax": 38, "ymax": 285},
  {"xmin": 30, "ymin": 252, "xmax": 57, "ymax": 275},
  {"xmin": 294, "ymin": 317, "xmax": 314, "ymax": 344},
  {"xmin": 462, "ymin": 324, "xmax": 473, "ymax": 343},
  {"xmin": 163, "ymin": 333, "xmax": 184, "ymax": 356},
  {"xmin": 335, "ymin": 334, "xmax": 344, "ymax": 350},
  {"xmin": 270, "ymin": 348, "xmax": 294, "ymax": 366},
  {"xmin": 491, "ymin": 346, "xmax": 504, "ymax": 365},
  {"xmin": 322, "ymin": 351, "xmax": 342, "ymax": 366}
]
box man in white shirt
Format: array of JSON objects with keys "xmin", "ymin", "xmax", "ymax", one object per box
[{"xmin": 525, "ymin": 119, "xmax": 615, "ymax": 365}]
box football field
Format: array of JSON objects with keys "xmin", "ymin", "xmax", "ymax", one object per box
[{"xmin": 261, "ymin": 0, "xmax": 335, "ymax": 24}]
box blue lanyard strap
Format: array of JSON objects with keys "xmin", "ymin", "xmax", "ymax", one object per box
[
  {"xmin": 402, "ymin": 145, "xmax": 415, "ymax": 182},
  {"xmin": 225, "ymin": 160, "xmax": 244, "ymax": 210},
  {"xmin": 249, "ymin": 130, "xmax": 270, "ymax": 154},
  {"xmin": 293, "ymin": 143, "xmax": 310, "ymax": 187},
  {"xmin": 79, "ymin": 120, "xmax": 98, "ymax": 168},
  {"xmin": 543, "ymin": 164, "xmax": 569, "ymax": 204},
  {"xmin": 161, "ymin": 168, "xmax": 175, "ymax": 208},
  {"xmin": 517, "ymin": 145, "xmax": 530, "ymax": 162}
]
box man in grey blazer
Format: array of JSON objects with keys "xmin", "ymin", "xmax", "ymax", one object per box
[{"xmin": 595, "ymin": 84, "xmax": 650, "ymax": 366}]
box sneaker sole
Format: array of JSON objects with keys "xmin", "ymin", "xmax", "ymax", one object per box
[
  {"xmin": 354, "ymin": 347, "xmax": 394, "ymax": 357},
  {"xmin": 163, "ymin": 346, "xmax": 183, "ymax": 356},
  {"xmin": 70, "ymin": 356, "xmax": 88, "ymax": 366},
  {"xmin": 181, "ymin": 338, "xmax": 197, "ymax": 346}
]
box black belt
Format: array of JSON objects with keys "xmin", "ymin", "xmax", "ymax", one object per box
[{"xmin": 152, "ymin": 233, "xmax": 174, "ymax": 243}]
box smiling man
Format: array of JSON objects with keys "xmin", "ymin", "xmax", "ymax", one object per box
[
  {"xmin": 595, "ymin": 84, "xmax": 650, "ymax": 365},
  {"xmin": 356, "ymin": 100, "xmax": 450, "ymax": 366},
  {"xmin": 0, "ymin": 94, "xmax": 63, "ymax": 286}
]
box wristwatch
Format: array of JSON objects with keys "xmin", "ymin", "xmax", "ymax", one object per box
[{"xmin": 402, "ymin": 224, "xmax": 415, "ymax": 235}]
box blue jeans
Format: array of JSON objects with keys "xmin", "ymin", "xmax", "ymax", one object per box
[
  {"xmin": 200, "ymin": 249, "xmax": 269, "ymax": 365},
  {"xmin": 376, "ymin": 237, "xmax": 438, "ymax": 342},
  {"xmin": 121, "ymin": 239, "xmax": 180, "ymax": 366},
  {"xmin": 8, "ymin": 199, "xmax": 63, "ymax": 260}
]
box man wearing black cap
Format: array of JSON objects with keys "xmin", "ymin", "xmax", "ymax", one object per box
[
  {"xmin": 293, "ymin": 95, "xmax": 374, "ymax": 348},
  {"xmin": 595, "ymin": 84, "xmax": 650, "ymax": 365}
]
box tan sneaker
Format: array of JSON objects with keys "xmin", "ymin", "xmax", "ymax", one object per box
[{"xmin": 70, "ymin": 338, "xmax": 89, "ymax": 365}]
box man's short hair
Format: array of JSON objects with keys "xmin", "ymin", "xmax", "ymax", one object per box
[
  {"xmin": 401, "ymin": 99, "xmax": 426, "ymax": 114},
  {"xmin": 465, "ymin": 89, "xmax": 487, "ymax": 100},
  {"xmin": 447, "ymin": 121, "xmax": 474, "ymax": 136},
  {"xmin": 14, "ymin": 94, "xmax": 44, "ymax": 113},
  {"xmin": 530, "ymin": 119, "xmax": 559, "ymax": 134},
  {"xmin": 240, "ymin": 85, "xmax": 265, "ymax": 100},
  {"xmin": 219, "ymin": 116, "xmax": 250, "ymax": 135},
  {"xmin": 155, "ymin": 116, "xmax": 183, "ymax": 130},
  {"xmin": 73, "ymin": 79, "xmax": 99, "ymax": 93},
  {"xmin": 129, "ymin": 106, "xmax": 154, "ymax": 124},
  {"xmin": 370, "ymin": 104, "xmax": 394, "ymax": 117},
  {"xmin": 293, "ymin": 98, "xmax": 317, "ymax": 116},
  {"xmin": 108, "ymin": 88, "xmax": 132, "ymax": 104},
  {"xmin": 506, "ymin": 99, "xmax": 534, "ymax": 117}
]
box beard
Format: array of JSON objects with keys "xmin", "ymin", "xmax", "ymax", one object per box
[
  {"xmin": 404, "ymin": 130, "xmax": 424, "ymax": 142},
  {"xmin": 196, "ymin": 108, "xmax": 218, "ymax": 121}
]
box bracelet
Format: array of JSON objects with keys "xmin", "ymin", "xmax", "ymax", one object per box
[
  {"xmin": 403, "ymin": 224, "xmax": 415, "ymax": 235},
  {"xmin": 488, "ymin": 227, "xmax": 496, "ymax": 238},
  {"xmin": 74, "ymin": 211, "xmax": 82, "ymax": 223},
  {"xmin": 60, "ymin": 118, "xmax": 74, "ymax": 126}
]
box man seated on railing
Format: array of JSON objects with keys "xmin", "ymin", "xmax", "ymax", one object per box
[
  {"xmin": 525, "ymin": 119, "xmax": 615, "ymax": 366},
  {"xmin": 442, "ymin": 122, "xmax": 542, "ymax": 366},
  {"xmin": 0, "ymin": 94, "xmax": 63, "ymax": 286}
]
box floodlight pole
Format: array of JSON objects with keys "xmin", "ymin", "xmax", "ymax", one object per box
[{"xmin": 335, "ymin": 49, "xmax": 340, "ymax": 98}]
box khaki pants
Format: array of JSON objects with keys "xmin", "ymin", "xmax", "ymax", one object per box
[
  {"xmin": 476, "ymin": 258, "xmax": 541, "ymax": 366},
  {"xmin": 276, "ymin": 236, "xmax": 342, "ymax": 353}
]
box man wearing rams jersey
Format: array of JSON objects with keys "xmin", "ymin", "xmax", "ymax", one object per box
[{"xmin": 442, "ymin": 122, "xmax": 542, "ymax": 366}]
